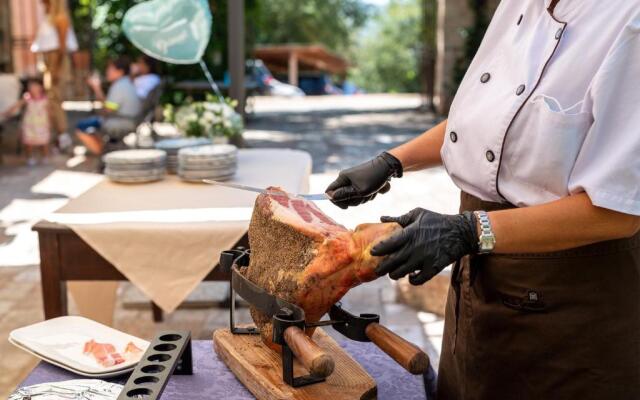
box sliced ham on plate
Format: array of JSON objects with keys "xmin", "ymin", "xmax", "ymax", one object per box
[{"xmin": 84, "ymin": 340, "xmax": 143, "ymax": 367}]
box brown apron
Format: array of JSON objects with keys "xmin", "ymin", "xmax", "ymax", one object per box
[{"xmin": 437, "ymin": 192, "xmax": 640, "ymax": 400}]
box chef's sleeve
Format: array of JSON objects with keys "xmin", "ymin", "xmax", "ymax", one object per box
[{"xmin": 568, "ymin": 28, "xmax": 640, "ymax": 216}]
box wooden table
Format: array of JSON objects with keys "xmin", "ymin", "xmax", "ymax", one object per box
[{"xmin": 32, "ymin": 221, "xmax": 246, "ymax": 321}]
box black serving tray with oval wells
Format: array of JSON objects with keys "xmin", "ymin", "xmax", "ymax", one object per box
[{"xmin": 117, "ymin": 331, "xmax": 193, "ymax": 400}]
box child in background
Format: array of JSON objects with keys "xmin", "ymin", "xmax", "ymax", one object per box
[{"xmin": 2, "ymin": 78, "xmax": 51, "ymax": 165}]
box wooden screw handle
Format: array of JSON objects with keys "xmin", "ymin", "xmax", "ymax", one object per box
[
  {"xmin": 365, "ymin": 322, "xmax": 429, "ymax": 375},
  {"xmin": 283, "ymin": 326, "xmax": 335, "ymax": 378}
]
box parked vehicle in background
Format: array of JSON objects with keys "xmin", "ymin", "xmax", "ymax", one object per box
[
  {"xmin": 246, "ymin": 59, "xmax": 304, "ymax": 97},
  {"xmin": 296, "ymin": 74, "xmax": 341, "ymax": 96}
]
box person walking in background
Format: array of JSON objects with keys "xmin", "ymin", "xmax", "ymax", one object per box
[
  {"xmin": 131, "ymin": 55, "xmax": 161, "ymax": 100},
  {"xmin": 2, "ymin": 79, "xmax": 52, "ymax": 166},
  {"xmin": 31, "ymin": 0, "xmax": 78, "ymax": 151}
]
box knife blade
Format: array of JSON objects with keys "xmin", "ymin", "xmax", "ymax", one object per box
[{"xmin": 203, "ymin": 179, "xmax": 330, "ymax": 201}]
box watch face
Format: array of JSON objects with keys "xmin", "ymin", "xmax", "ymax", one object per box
[{"xmin": 477, "ymin": 235, "xmax": 492, "ymax": 252}]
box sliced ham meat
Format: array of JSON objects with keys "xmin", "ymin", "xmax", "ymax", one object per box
[
  {"xmin": 124, "ymin": 341, "xmax": 143, "ymax": 354},
  {"xmin": 244, "ymin": 187, "xmax": 401, "ymax": 348},
  {"xmin": 83, "ymin": 339, "xmax": 125, "ymax": 367},
  {"xmin": 83, "ymin": 340, "xmax": 143, "ymax": 367}
]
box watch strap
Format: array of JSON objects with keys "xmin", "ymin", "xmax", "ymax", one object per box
[{"xmin": 474, "ymin": 210, "xmax": 496, "ymax": 254}]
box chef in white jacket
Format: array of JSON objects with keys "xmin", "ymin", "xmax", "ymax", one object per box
[{"xmin": 326, "ymin": 1, "xmax": 640, "ymax": 398}]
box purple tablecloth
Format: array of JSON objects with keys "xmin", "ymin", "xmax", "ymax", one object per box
[{"xmin": 18, "ymin": 340, "xmax": 436, "ymax": 399}]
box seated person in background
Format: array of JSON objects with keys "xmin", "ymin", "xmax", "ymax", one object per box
[
  {"xmin": 76, "ymin": 56, "xmax": 142, "ymax": 155},
  {"xmin": 131, "ymin": 55, "xmax": 161, "ymax": 100}
]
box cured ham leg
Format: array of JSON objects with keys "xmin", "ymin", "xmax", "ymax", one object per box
[{"xmin": 244, "ymin": 188, "xmax": 400, "ymax": 348}]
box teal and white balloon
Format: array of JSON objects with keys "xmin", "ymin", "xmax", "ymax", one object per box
[{"xmin": 122, "ymin": 0, "xmax": 212, "ymax": 65}]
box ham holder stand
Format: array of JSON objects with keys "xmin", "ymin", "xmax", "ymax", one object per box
[{"xmin": 218, "ymin": 248, "xmax": 430, "ymax": 389}]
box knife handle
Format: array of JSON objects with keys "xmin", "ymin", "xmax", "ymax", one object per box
[
  {"xmin": 283, "ymin": 326, "xmax": 335, "ymax": 378},
  {"xmin": 365, "ymin": 322, "xmax": 429, "ymax": 375}
]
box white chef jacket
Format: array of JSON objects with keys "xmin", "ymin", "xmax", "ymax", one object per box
[{"xmin": 441, "ymin": 0, "xmax": 640, "ymax": 215}]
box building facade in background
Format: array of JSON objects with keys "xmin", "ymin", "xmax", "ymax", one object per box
[
  {"xmin": 0, "ymin": 0, "xmax": 89, "ymax": 99},
  {"xmin": 0, "ymin": 0, "xmax": 41, "ymax": 77}
]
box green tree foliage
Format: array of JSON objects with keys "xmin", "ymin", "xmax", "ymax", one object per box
[
  {"xmin": 253, "ymin": 0, "xmax": 372, "ymax": 53},
  {"xmin": 69, "ymin": 0, "xmax": 258, "ymax": 81},
  {"xmin": 70, "ymin": 0, "xmax": 367, "ymax": 75},
  {"xmin": 350, "ymin": 0, "xmax": 422, "ymax": 93},
  {"xmin": 452, "ymin": 0, "xmax": 491, "ymax": 88}
]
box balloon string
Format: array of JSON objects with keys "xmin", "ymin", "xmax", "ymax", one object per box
[{"xmin": 199, "ymin": 59, "xmax": 225, "ymax": 103}]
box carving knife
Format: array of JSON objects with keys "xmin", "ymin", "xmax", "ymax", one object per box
[{"xmin": 202, "ymin": 179, "xmax": 330, "ymax": 200}]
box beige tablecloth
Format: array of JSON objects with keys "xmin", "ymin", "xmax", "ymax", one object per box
[{"xmin": 46, "ymin": 149, "xmax": 311, "ymax": 321}]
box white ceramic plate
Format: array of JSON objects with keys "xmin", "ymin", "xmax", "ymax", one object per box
[
  {"xmin": 155, "ymin": 137, "xmax": 212, "ymax": 152},
  {"xmin": 105, "ymin": 168, "xmax": 167, "ymax": 177},
  {"xmin": 179, "ymin": 173, "xmax": 236, "ymax": 182},
  {"xmin": 177, "ymin": 144, "xmax": 237, "ymax": 159},
  {"xmin": 104, "ymin": 162, "xmax": 166, "ymax": 171},
  {"xmin": 178, "ymin": 169, "xmax": 237, "ymax": 179},
  {"xmin": 103, "ymin": 149, "xmax": 167, "ymax": 165},
  {"xmin": 9, "ymin": 338, "xmax": 136, "ymax": 378},
  {"xmin": 107, "ymin": 174, "xmax": 165, "ymax": 183},
  {"xmin": 9, "ymin": 316, "xmax": 149, "ymax": 376}
]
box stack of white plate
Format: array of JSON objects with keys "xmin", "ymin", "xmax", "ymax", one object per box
[
  {"xmin": 155, "ymin": 137, "xmax": 212, "ymax": 174},
  {"xmin": 103, "ymin": 149, "xmax": 167, "ymax": 183},
  {"xmin": 178, "ymin": 144, "xmax": 238, "ymax": 182}
]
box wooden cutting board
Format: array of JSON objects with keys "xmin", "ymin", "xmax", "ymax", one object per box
[{"xmin": 213, "ymin": 328, "xmax": 377, "ymax": 400}]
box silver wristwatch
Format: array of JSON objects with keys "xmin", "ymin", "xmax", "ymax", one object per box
[{"xmin": 474, "ymin": 210, "xmax": 496, "ymax": 254}]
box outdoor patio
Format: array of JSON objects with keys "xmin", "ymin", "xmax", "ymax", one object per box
[{"xmin": 0, "ymin": 94, "xmax": 457, "ymax": 397}]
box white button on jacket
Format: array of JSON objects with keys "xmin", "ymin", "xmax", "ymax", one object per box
[{"xmin": 441, "ymin": 0, "xmax": 640, "ymax": 215}]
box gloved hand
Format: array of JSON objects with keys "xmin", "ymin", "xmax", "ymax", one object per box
[
  {"xmin": 325, "ymin": 152, "xmax": 403, "ymax": 209},
  {"xmin": 371, "ymin": 208, "xmax": 478, "ymax": 285}
]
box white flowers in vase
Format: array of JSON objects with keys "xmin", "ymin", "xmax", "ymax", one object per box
[{"xmin": 164, "ymin": 97, "xmax": 243, "ymax": 139}]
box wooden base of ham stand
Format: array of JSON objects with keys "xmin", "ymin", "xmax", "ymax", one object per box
[{"xmin": 213, "ymin": 328, "xmax": 377, "ymax": 400}]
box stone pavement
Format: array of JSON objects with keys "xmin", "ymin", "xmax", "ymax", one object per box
[{"xmin": 0, "ymin": 94, "xmax": 458, "ymax": 396}]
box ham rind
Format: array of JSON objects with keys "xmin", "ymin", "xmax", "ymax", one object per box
[{"xmin": 245, "ymin": 187, "xmax": 401, "ymax": 349}]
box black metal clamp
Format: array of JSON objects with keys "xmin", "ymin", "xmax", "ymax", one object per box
[
  {"xmin": 272, "ymin": 308, "xmax": 326, "ymax": 387},
  {"xmin": 220, "ymin": 249, "xmax": 327, "ymax": 388},
  {"xmin": 329, "ymin": 304, "xmax": 380, "ymax": 342},
  {"xmin": 117, "ymin": 331, "xmax": 193, "ymax": 400},
  {"xmin": 220, "ymin": 248, "xmax": 256, "ymax": 335}
]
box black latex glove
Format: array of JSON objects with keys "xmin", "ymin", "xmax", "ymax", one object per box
[
  {"xmin": 325, "ymin": 152, "xmax": 403, "ymax": 209},
  {"xmin": 371, "ymin": 208, "xmax": 478, "ymax": 285}
]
